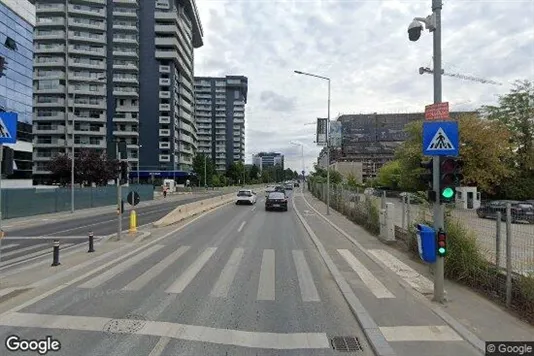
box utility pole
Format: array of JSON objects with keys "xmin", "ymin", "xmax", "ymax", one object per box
[
  {"xmin": 326, "ymin": 79, "xmax": 331, "ymax": 215},
  {"xmin": 431, "ymin": 0, "xmax": 445, "ymax": 303},
  {"xmin": 117, "ymin": 143, "xmax": 122, "ymax": 240},
  {"xmin": 204, "ymin": 154, "xmax": 207, "ymax": 188}
]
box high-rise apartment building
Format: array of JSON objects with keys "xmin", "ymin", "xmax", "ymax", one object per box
[
  {"xmin": 32, "ymin": 0, "xmax": 202, "ymax": 183},
  {"xmin": 194, "ymin": 75, "xmax": 247, "ymax": 172},
  {"xmin": 252, "ymin": 152, "xmax": 284, "ymax": 171},
  {"xmin": 0, "ymin": 0, "xmax": 35, "ymax": 181}
]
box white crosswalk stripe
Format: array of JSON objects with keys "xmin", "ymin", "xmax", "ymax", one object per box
[
  {"xmin": 166, "ymin": 247, "xmax": 217, "ymax": 294},
  {"xmin": 211, "ymin": 248, "xmax": 244, "ymax": 298},
  {"xmin": 0, "ymin": 243, "xmax": 19, "ymax": 250},
  {"xmin": 1, "ymin": 243, "xmax": 49, "ymax": 258},
  {"xmin": 78, "ymin": 245, "xmax": 164, "ymax": 289},
  {"xmin": 123, "ymin": 246, "xmax": 190, "ymax": 291},
  {"xmin": 257, "ymin": 249, "xmax": 275, "ymax": 301},
  {"xmin": 338, "ymin": 249, "xmax": 395, "ymax": 299},
  {"xmin": 292, "ymin": 250, "xmax": 320, "ymax": 302}
]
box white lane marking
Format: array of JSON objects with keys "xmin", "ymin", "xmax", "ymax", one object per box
[
  {"xmin": 123, "ymin": 246, "xmax": 190, "ymax": 291},
  {"xmin": 1, "ymin": 243, "xmax": 49, "ymax": 258},
  {"xmin": 211, "ymin": 248, "xmax": 244, "ymax": 298},
  {"xmin": 237, "ymin": 221, "xmax": 246, "ymax": 232},
  {"xmin": 379, "ymin": 325, "xmax": 463, "ymax": 342},
  {"xmin": 0, "ymin": 243, "xmax": 19, "ymax": 250},
  {"xmin": 78, "ymin": 245, "xmax": 164, "ymax": 289},
  {"xmin": 251, "ymin": 206, "xmax": 256, "ymax": 212},
  {"xmin": 292, "ymin": 250, "xmax": 320, "ymax": 302},
  {"xmin": 0, "ymin": 312, "xmax": 330, "ymax": 350},
  {"xmin": 148, "ymin": 336, "xmax": 171, "ymax": 356},
  {"xmin": 1, "ymin": 244, "xmax": 75, "ymax": 267},
  {"xmin": 338, "ymin": 249, "xmax": 395, "ymax": 299},
  {"xmin": 165, "ymin": 247, "xmax": 217, "ymax": 294},
  {"xmin": 257, "ymin": 249, "xmax": 275, "ymax": 301},
  {"xmin": 368, "ymin": 249, "xmax": 434, "ymax": 294}
]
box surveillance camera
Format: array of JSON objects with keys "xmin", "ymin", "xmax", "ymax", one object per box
[{"xmin": 408, "ymin": 20, "xmax": 423, "ymax": 42}]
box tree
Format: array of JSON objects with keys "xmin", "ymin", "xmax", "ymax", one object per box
[
  {"xmin": 482, "ymin": 80, "xmax": 534, "ymax": 172},
  {"xmin": 192, "ymin": 154, "xmax": 214, "ymax": 186},
  {"xmin": 47, "ymin": 150, "xmax": 118, "ymax": 186},
  {"xmin": 47, "ymin": 154, "xmax": 71, "ymax": 186},
  {"xmin": 346, "ymin": 173, "xmax": 359, "ymax": 188},
  {"xmin": 250, "ymin": 165, "xmax": 260, "ymax": 181},
  {"xmin": 392, "ymin": 113, "xmax": 514, "ymax": 194},
  {"xmin": 376, "ymin": 160, "xmax": 401, "ymax": 190}
]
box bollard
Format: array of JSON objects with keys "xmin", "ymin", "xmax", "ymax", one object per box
[
  {"xmin": 129, "ymin": 210, "xmax": 137, "ymax": 234},
  {"xmin": 51, "ymin": 239, "xmax": 61, "ymax": 266},
  {"xmin": 88, "ymin": 231, "xmax": 95, "ymax": 253}
]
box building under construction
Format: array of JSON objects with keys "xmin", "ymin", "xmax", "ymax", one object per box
[{"xmin": 319, "ymin": 111, "xmax": 476, "ymax": 181}]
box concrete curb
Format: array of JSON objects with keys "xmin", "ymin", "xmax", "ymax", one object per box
[
  {"xmin": 133, "ymin": 231, "xmax": 152, "ymax": 243},
  {"xmin": 292, "ymin": 194, "xmax": 397, "ymax": 356},
  {"xmin": 301, "ymin": 193, "xmax": 486, "ymax": 356}
]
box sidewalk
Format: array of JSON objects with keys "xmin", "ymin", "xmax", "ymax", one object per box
[{"xmin": 298, "ymin": 190, "xmax": 534, "ymax": 345}]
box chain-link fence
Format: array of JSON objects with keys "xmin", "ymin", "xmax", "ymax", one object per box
[
  {"xmin": 1, "ymin": 184, "xmax": 154, "ymax": 219},
  {"xmin": 308, "ymin": 182, "xmax": 534, "ymax": 324}
]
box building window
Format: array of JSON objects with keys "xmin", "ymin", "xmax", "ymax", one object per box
[
  {"xmin": 234, "ymin": 90, "xmax": 239, "ymax": 99},
  {"xmin": 4, "ymin": 37, "xmax": 18, "ymax": 51}
]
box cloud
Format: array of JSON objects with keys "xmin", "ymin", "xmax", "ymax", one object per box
[{"xmin": 195, "ymin": 0, "xmax": 534, "ymax": 172}]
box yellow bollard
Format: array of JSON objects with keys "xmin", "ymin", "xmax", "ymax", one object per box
[{"xmin": 129, "ymin": 210, "xmax": 137, "ymax": 234}]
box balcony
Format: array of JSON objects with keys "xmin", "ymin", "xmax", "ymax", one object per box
[
  {"xmin": 113, "ymin": 8, "xmax": 137, "ymax": 18},
  {"xmin": 69, "ymin": 99, "xmax": 106, "ymax": 109},
  {"xmin": 36, "ymin": 18, "xmax": 65, "ymax": 27},
  {"xmin": 34, "ymin": 125, "xmax": 65, "ymax": 134},
  {"xmin": 69, "ymin": 32, "xmax": 106, "ymax": 44},
  {"xmin": 36, "ymin": 3, "xmax": 65, "ymax": 13},
  {"xmin": 69, "ymin": 18, "xmax": 106, "ymax": 31},
  {"xmin": 33, "ymin": 138, "xmax": 65, "ymax": 147},
  {"xmin": 35, "ymin": 58, "xmax": 65, "ymax": 67},
  {"xmin": 113, "ymin": 36, "xmax": 138, "ymax": 45},
  {"xmin": 35, "ymin": 45, "xmax": 65, "ymax": 54},
  {"xmin": 113, "ymin": 62, "xmax": 138, "ymax": 71},
  {"xmin": 34, "ymin": 85, "xmax": 65, "ymax": 95},
  {"xmin": 159, "ymin": 104, "xmax": 171, "ymax": 112},
  {"xmin": 113, "ymin": 130, "xmax": 139, "ymax": 137},
  {"xmin": 34, "ymin": 98, "xmax": 65, "ymax": 108},
  {"xmin": 113, "ymin": 113, "xmax": 138, "ymax": 123},
  {"xmin": 113, "ymin": 88, "xmax": 139, "ymax": 97},
  {"xmin": 34, "ymin": 31, "xmax": 65, "ymax": 40},
  {"xmin": 69, "ymin": 45, "xmax": 106, "ymax": 57},
  {"xmin": 69, "ymin": 59, "xmax": 106, "ymax": 70},
  {"xmin": 68, "ymin": 4, "xmax": 106, "ymax": 18},
  {"xmin": 113, "ymin": 48, "xmax": 138, "ymax": 58}
]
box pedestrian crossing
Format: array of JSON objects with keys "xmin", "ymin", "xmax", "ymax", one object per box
[{"xmin": 74, "ymin": 244, "xmax": 408, "ymax": 304}]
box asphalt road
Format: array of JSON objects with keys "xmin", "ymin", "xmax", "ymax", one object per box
[
  {"xmin": 0, "ymin": 193, "xmax": 227, "ymax": 269},
  {"xmin": 0, "ymin": 193, "xmax": 374, "ymax": 356}
]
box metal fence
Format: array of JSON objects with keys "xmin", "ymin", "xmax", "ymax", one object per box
[
  {"xmin": 1, "ymin": 184, "xmax": 154, "ymax": 220},
  {"xmin": 308, "ymin": 182, "xmax": 534, "ymax": 324}
]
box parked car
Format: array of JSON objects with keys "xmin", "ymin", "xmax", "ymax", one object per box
[
  {"xmin": 476, "ymin": 200, "xmax": 534, "ymax": 223},
  {"xmin": 265, "ymin": 191, "xmax": 288, "ymax": 211},
  {"xmin": 236, "ymin": 189, "xmax": 257, "ymax": 205}
]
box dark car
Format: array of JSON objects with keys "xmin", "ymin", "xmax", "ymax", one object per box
[
  {"xmin": 274, "ymin": 185, "xmax": 286, "ymax": 195},
  {"xmin": 265, "ymin": 192, "xmax": 288, "ymax": 211},
  {"xmin": 476, "ymin": 200, "xmax": 534, "ymax": 223}
]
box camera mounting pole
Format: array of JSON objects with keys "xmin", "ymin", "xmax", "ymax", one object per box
[{"xmin": 413, "ymin": 14, "xmax": 436, "ymax": 31}]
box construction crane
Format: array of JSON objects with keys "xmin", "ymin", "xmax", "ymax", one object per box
[{"xmin": 419, "ymin": 66, "xmax": 503, "ymax": 86}]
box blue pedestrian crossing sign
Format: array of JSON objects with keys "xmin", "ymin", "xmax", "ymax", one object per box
[
  {"xmin": 0, "ymin": 112, "xmax": 17, "ymax": 144},
  {"xmin": 422, "ymin": 121, "xmax": 459, "ymax": 156}
]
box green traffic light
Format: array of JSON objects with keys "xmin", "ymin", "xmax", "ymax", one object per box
[
  {"xmin": 441, "ymin": 187, "xmax": 454, "ymax": 199},
  {"xmin": 438, "ymin": 247, "xmax": 446, "ymax": 254}
]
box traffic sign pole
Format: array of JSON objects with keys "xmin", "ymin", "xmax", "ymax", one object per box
[{"xmin": 431, "ymin": 0, "xmax": 446, "ymax": 304}]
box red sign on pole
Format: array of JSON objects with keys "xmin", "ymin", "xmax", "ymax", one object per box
[{"xmin": 425, "ymin": 102, "xmax": 449, "ymax": 120}]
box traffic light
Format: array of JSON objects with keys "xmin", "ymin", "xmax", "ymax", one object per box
[
  {"xmin": 419, "ymin": 160, "xmax": 436, "ymax": 202},
  {"xmin": 437, "ymin": 229, "xmax": 447, "ymax": 257},
  {"xmin": 439, "ymin": 156, "xmax": 463, "ymax": 203},
  {"xmin": 120, "ymin": 161, "xmax": 128, "ymax": 185},
  {"xmin": 1, "ymin": 147, "xmax": 14, "ymax": 175}
]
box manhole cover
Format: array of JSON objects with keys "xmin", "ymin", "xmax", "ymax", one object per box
[
  {"xmin": 103, "ymin": 313, "xmax": 147, "ymax": 337},
  {"xmin": 331, "ymin": 336, "xmax": 363, "ymax": 352}
]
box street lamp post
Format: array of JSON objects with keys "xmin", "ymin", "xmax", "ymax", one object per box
[
  {"xmin": 409, "ymin": 0, "xmax": 444, "ymax": 302},
  {"xmin": 137, "ymin": 144, "xmax": 142, "ymax": 184},
  {"xmin": 294, "ymin": 70, "xmax": 331, "ymax": 214}
]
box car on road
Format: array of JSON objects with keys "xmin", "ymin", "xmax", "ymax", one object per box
[
  {"xmin": 236, "ymin": 189, "xmax": 257, "ymax": 205},
  {"xmin": 476, "ymin": 200, "xmax": 534, "ymax": 223},
  {"xmin": 264, "ymin": 185, "xmax": 275, "ymax": 198},
  {"xmin": 265, "ymin": 191, "xmax": 288, "ymax": 211},
  {"xmin": 274, "ymin": 185, "xmax": 286, "ymax": 195},
  {"xmin": 284, "ymin": 182, "xmax": 293, "ymax": 190}
]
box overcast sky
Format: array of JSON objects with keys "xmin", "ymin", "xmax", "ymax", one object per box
[{"xmin": 194, "ymin": 0, "xmax": 534, "ymax": 173}]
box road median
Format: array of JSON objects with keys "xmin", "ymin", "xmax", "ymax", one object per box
[{"xmin": 152, "ymin": 193, "xmax": 236, "ymax": 227}]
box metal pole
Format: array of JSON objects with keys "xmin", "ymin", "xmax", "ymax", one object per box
[
  {"xmin": 71, "ymin": 92, "xmax": 75, "ymax": 213},
  {"xmin": 326, "ymin": 79, "xmax": 331, "ymax": 215},
  {"xmin": 505, "ymin": 203, "xmax": 512, "ymax": 308},
  {"xmin": 117, "ymin": 143, "xmax": 122, "ymax": 240},
  {"xmin": 432, "ymin": 0, "xmax": 445, "ymax": 303},
  {"xmin": 496, "ymin": 211, "xmax": 501, "ymax": 268},
  {"xmin": 204, "ymin": 154, "xmax": 207, "ymax": 188}
]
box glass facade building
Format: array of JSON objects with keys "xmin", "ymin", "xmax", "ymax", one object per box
[{"xmin": 0, "ymin": 0, "xmax": 34, "ymax": 179}]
